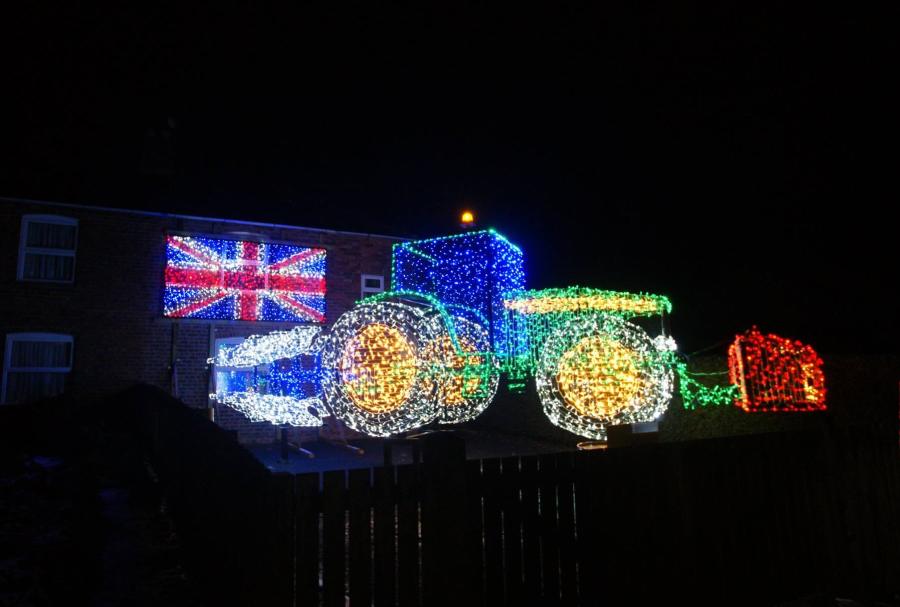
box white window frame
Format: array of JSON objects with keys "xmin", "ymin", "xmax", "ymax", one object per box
[
  {"xmin": 17, "ymin": 214, "xmax": 79, "ymax": 283},
  {"xmin": 360, "ymin": 274, "xmax": 385, "ymax": 298},
  {"xmin": 2, "ymin": 333, "xmax": 74, "ymax": 404}
]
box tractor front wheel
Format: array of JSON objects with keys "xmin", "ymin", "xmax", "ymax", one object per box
[{"xmin": 534, "ymin": 314, "xmax": 673, "ymax": 440}]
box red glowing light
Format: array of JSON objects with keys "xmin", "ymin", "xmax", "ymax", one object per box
[{"xmin": 728, "ymin": 327, "xmax": 826, "ymax": 412}]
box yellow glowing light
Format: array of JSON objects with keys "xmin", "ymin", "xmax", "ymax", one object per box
[
  {"xmin": 460, "ymin": 211, "xmax": 475, "ymax": 224},
  {"xmin": 424, "ymin": 334, "xmax": 485, "ymax": 407},
  {"xmin": 505, "ymin": 294, "xmax": 664, "ymax": 316},
  {"xmin": 801, "ymin": 363, "xmax": 824, "ymax": 403},
  {"xmin": 555, "ymin": 335, "xmax": 644, "ymax": 418},
  {"xmin": 339, "ymin": 323, "xmax": 418, "ymax": 414}
]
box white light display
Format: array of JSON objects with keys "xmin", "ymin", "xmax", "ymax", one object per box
[
  {"xmin": 212, "ymin": 392, "xmax": 324, "ymax": 427},
  {"xmin": 535, "ymin": 314, "xmax": 673, "ymax": 440},
  {"xmin": 320, "ymin": 301, "xmax": 444, "ymax": 437},
  {"xmin": 210, "ymin": 326, "xmax": 325, "ymax": 427},
  {"xmin": 653, "ymin": 334, "xmax": 678, "ymax": 353},
  {"xmin": 208, "ymin": 326, "xmax": 323, "ymax": 368},
  {"xmin": 424, "ymin": 314, "xmax": 500, "ymax": 424}
]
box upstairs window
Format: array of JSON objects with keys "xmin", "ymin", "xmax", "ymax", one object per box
[
  {"xmin": 360, "ymin": 274, "xmax": 385, "ymax": 298},
  {"xmin": 2, "ymin": 333, "xmax": 74, "ymax": 404},
  {"xmin": 18, "ymin": 215, "xmax": 78, "ymax": 282}
]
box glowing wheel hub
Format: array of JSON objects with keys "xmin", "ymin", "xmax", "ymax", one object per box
[
  {"xmin": 535, "ymin": 314, "xmax": 674, "ymax": 440},
  {"xmin": 339, "ymin": 323, "xmax": 417, "ymax": 414},
  {"xmin": 556, "ymin": 336, "xmax": 644, "ymax": 418}
]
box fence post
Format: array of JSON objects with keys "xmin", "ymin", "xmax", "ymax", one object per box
[
  {"xmin": 420, "ymin": 432, "xmax": 469, "ymax": 607},
  {"xmin": 266, "ymin": 472, "xmax": 295, "ymax": 607}
]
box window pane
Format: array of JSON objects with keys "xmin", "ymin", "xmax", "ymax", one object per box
[
  {"xmin": 23, "ymin": 253, "xmax": 75, "ymax": 281},
  {"xmin": 364, "ymin": 277, "xmax": 383, "ymax": 289},
  {"xmin": 10, "ymin": 340, "xmax": 72, "ymax": 368},
  {"xmin": 26, "ymin": 221, "xmax": 77, "ymax": 250},
  {"xmin": 5, "ymin": 372, "xmax": 67, "ymax": 404},
  {"xmin": 214, "ymin": 339, "xmax": 253, "ymax": 394},
  {"xmin": 216, "ymin": 368, "xmax": 256, "ymax": 394}
]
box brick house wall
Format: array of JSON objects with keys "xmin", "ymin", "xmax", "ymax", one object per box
[{"xmin": 0, "ymin": 197, "xmax": 400, "ymax": 443}]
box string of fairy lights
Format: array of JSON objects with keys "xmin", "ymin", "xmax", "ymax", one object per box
[
  {"xmin": 504, "ymin": 287, "xmax": 672, "ymax": 317},
  {"xmin": 203, "ymin": 224, "xmax": 826, "ymax": 438},
  {"xmin": 392, "ymin": 229, "xmax": 525, "ymax": 352},
  {"xmin": 319, "ymin": 301, "xmax": 444, "ymax": 437},
  {"xmin": 729, "ymin": 327, "xmax": 826, "ymax": 412},
  {"xmin": 214, "ymin": 393, "xmax": 324, "ymax": 427},
  {"xmin": 209, "ymin": 327, "xmax": 322, "ymax": 368},
  {"xmin": 534, "ymin": 313, "xmax": 674, "ymax": 440},
  {"xmin": 209, "ymin": 326, "xmax": 326, "ymax": 426},
  {"xmin": 423, "ymin": 314, "xmax": 500, "ymax": 424},
  {"xmin": 164, "ymin": 235, "xmax": 327, "ymax": 323},
  {"xmin": 502, "ymin": 287, "xmax": 674, "ymax": 391}
]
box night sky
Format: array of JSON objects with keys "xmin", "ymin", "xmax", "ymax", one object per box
[{"xmin": 2, "ymin": 3, "xmax": 893, "ymax": 354}]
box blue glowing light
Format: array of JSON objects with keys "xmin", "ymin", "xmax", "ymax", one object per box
[
  {"xmin": 164, "ymin": 235, "xmax": 326, "ymax": 322},
  {"xmin": 391, "ymin": 229, "xmax": 526, "ymax": 352}
]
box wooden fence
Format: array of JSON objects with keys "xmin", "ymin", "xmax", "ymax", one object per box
[{"xmin": 126, "ymin": 386, "xmax": 900, "ymax": 606}]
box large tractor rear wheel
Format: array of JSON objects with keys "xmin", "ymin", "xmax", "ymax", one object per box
[
  {"xmin": 320, "ymin": 301, "xmax": 442, "ymax": 436},
  {"xmin": 535, "ymin": 314, "xmax": 673, "ymax": 440}
]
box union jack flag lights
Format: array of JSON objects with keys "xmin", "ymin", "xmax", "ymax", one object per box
[{"xmin": 163, "ymin": 235, "xmax": 326, "ymax": 322}]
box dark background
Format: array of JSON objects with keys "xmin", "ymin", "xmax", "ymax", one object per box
[{"xmin": 1, "ymin": 2, "xmax": 894, "ymax": 354}]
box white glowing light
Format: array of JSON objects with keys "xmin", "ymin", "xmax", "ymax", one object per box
[
  {"xmin": 653, "ymin": 334, "xmax": 678, "ymax": 353},
  {"xmin": 210, "ymin": 326, "xmax": 324, "ymax": 427},
  {"xmin": 535, "ymin": 314, "xmax": 673, "ymax": 440},
  {"xmin": 211, "ymin": 392, "xmax": 324, "ymax": 427},
  {"xmin": 320, "ymin": 301, "xmax": 443, "ymax": 437},
  {"xmin": 208, "ymin": 326, "xmax": 323, "ymax": 368}
]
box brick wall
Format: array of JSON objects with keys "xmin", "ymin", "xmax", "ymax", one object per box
[{"xmin": 0, "ymin": 198, "xmax": 398, "ymax": 443}]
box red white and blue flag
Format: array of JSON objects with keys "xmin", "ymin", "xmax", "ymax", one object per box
[{"xmin": 163, "ymin": 235, "xmax": 326, "ymax": 322}]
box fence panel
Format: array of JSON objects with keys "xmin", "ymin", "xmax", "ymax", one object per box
[
  {"xmin": 269, "ymin": 472, "xmax": 296, "ymax": 607},
  {"xmin": 481, "ymin": 458, "xmax": 504, "ymax": 605},
  {"xmin": 373, "ymin": 466, "xmax": 396, "ymax": 607},
  {"xmin": 349, "ymin": 468, "xmax": 373, "ymax": 607},
  {"xmin": 555, "ymin": 453, "xmax": 578, "ymax": 606},
  {"xmin": 322, "ymin": 470, "xmax": 347, "ymax": 607},
  {"xmin": 538, "ymin": 453, "xmax": 561, "ymax": 604},
  {"xmin": 519, "ymin": 456, "xmax": 542, "ymax": 601},
  {"xmin": 295, "ymin": 473, "xmax": 321, "ymax": 607},
  {"xmin": 465, "ymin": 460, "xmax": 486, "ymax": 605},
  {"xmin": 500, "ymin": 457, "xmax": 524, "ymax": 604},
  {"xmin": 396, "ymin": 464, "xmax": 420, "ymax": 607},
  {"xmin": 127, "ymin": 387, "xmax": 900, "ymax": 607}
]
